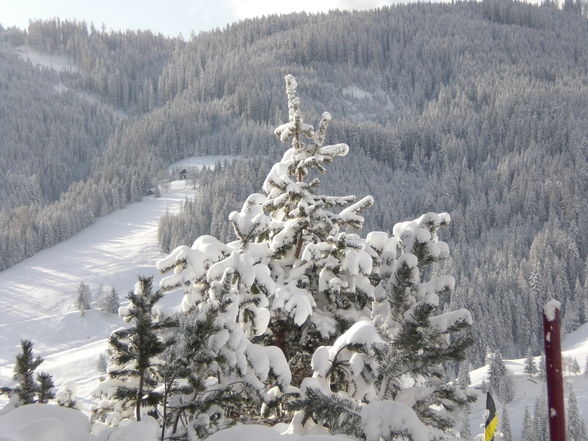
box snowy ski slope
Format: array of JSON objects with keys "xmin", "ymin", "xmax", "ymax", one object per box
[{"xmin": 0, "ymin": 157, "xmax": 230, "ymax": 409}]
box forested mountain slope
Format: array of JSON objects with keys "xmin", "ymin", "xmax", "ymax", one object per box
[
  {"xmin": 1, "ymin": 0, "xmax": 587, "ymax": 366},
  {"xmin": 0, "ymin": 24, "xmax": 179, "ymax": 269}
]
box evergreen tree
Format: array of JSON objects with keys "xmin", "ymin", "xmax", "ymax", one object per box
[
  {"xmin": 158, "ymin": 308, "xmax": 238, "ymax": 439},
  {"xmin": 76, "ymin": 282, "xmax": 92, "ymax": 316},
  {"xmin": 257, "ymin": 74, "xmax": 374, "ymax": 384},
  {"xmin": 533, "ymin": 396, "xmax": 549, "ymax": 441},
  {"xmin": 100, "ymin": 287, "xmax": 120, "ymax": 314},
  {"xmin": 500, "ymin": 406, "xmax": 513, "ymax": 441},
  {"xmin": 1, "ymin": 340, "xmax": 54, "ymax": 406},
  {"xmin": 459, "ymin": 408, "xmax": 472, "ymax": 440},
  {"xmin": 480, "ymin": 380, "xmax": 489, "ymax": 394},
  {"xmin": 157, "ymin": 74, "xmax": 475, "ymax": 439},
  {"xmin": 13, "ymin": 340, "xmax": 43, "ymax": 405},
  {"xmin": 158, "ymin": 236, "xmax": 292, "ymax": 428},
  {"xmin": 37, "ymin": 372, "xmax": 55, "ymax": 403},
  {"xmin": 567, "ymin": 386, "xmax": 588, "ymax": 441},
  {"xmin": 56, "ymin": 382, "xmax": 77, "ymax": 409},
  {"xmin": 488, "ymin": 352, "xmax": 514, "ymax": 403},
  {"xmin": 564, "ymin": 356, "xmax": 573, "ymax": 376},
  {"xmin": 523, "ymin": 347, "xmax": 538, "ymax": 377},
  {"xmin": 538, "ymin": 354, "xmax": 546, "ymax": 378},
  {"xmin": 92, "ymin": 276, "xmax": 176, "ymax": 424},
  {"xmin": 96, "ymin": 352, "xmax": 108, "ymax": 374},
  {"xmin": 457, "ymin": 362, "xmax": 472, "ymax": 388},
  {"xmin": 290, "ymin": 212, "xmax": 475, "ymax": 439},
  {"xmin": 522, "ymin": 406, "xmax": 535, "ymax": 441}
]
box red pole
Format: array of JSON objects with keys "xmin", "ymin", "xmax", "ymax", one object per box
[{"xmin": 543, "ymin": 299, "xmax": 566, "ymax": 441}]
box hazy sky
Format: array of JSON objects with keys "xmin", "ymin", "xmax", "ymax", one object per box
[{"xmin": 0, "ymin": 0, "xmax": 399, "ymax": 38}]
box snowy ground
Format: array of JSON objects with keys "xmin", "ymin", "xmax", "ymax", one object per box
[{"xmin": 0, "ymin": 157, "xmax": 223, "ymax": 411}]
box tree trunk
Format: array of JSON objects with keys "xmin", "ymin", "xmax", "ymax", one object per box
[
  {"xmin": 160, "ymin": 383, "xmax": 168, "ymax": 441},
  {"xmin": 136, "ymin": 370, "xmax": 144, "ymax": 421},
  {"xmin": 294, "ymin": 165, "xmax": 304, "ymax": 259}
]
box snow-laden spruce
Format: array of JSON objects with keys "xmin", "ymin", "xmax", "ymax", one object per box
[
  {"xmin": 158, "ymin": 74, "xmax": 375, "ymax": 391},
  {"xmin": 91, "ymin": 276, "xmax": 176, "ymax": 426},
  {"xmin": 157, "ymin": 75, "xmax": 474, "ymax": 438},
  {"xmin": 291, "ymin": 212, "xmax": 475, "ymax": 440}
]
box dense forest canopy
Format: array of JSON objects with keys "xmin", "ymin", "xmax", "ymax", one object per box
[{"xmin": 0, "ymin": 0, "xmax": 587, "ymax": 367}]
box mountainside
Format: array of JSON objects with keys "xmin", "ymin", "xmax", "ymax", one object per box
[{"xmin": 1, "ymin": 0, "xmax": 587, "ymax": 369}]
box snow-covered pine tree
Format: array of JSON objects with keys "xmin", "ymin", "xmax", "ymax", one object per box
[
  {"xmin": 459, "ymin": 408, "xmax": 471, "ymax": 440},
  {"xmin": 157, "ymin": 308, "xmax": 239, "ymax": 440},
  {"xmin": 106, "ymin": 287, "xmax": 120, "ymax": 314},
  {"xmin": 0, "ymin": 340, "xmax": 54, "ymax": 406},
  {"xmin": 500, "ymin": 406, "xmax": 513, "ymax": 441},
  {"xmin": 36, "ymin": 372, "xmax": 55, "ymax": 403},
  {"xmin": 99, "ymin": 287, "xmax": 120, "ymax": 314},
  {"xmin": 156, "ymin": 75, "xmax": 475, "ymax": 438},
  {"xmin": 290, "ymin": 213, "xmax": 475, "ymax": 440},
  {"xmin": 92, "ymin": 276, "xmax": 176, "ymax": 424},
  {"xmin": 56, "ymin": 381, "xmax": 77, "ymax": 408},
  {"xmin": 533, "ymin": 396, "xmax": 549, "ymax": 441},
  {"xmin": 12, "ymin": 340, "xmax": 43, "ymax": 405},
  {"xmin": 257, "ymin": 74, "xmax": 374, "ymax": 383},
  {"xmin": 76, "ymin": 282, "xmax": 92, "ymax": 316},
  {"xmin": 157, "ymin": 229, "xmax": 291, "ymax": 425},
  {"xmin": 522, "ymin": 406, "xmax": 535, "ymax": 441},
  {"xmin": 523, "ymin": 347, "xmax": 538, "ymax": 377},
  {"xmin": 567, "ymin": 386, "xmax": 588, "ymax": 441},
  {"xmin": 480, "ymin": 380, "xmax": 489, "ymax": 393},
  {"xmin": 489, "ymin": 352, "xmax": 514, "ymax": 403},
  {"xmin": 538, "ymin": 353, "xmax": 546, "ymax": 378},
  {"xmin": 97, "ymin": 352, "xmax": 108, "ymax": 373},
  {"xmin": 457, "ymin": 362, "xmax": 471, "ymax": 388}
]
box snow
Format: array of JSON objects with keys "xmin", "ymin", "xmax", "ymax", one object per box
[
  {"xmin": 429, "ymin": 308, "xmax": 473, "ymax": 333},
  {"xmin": 13, "ymin": 46, "xmax": 77, "ymax": 73},
  {"xmin": 205, "ymin": 424, "xmax": 354, "ymax": 441},
  {"xmin": 97, "ymin": 416, "xmax": 159, "ymax": 441},
  {"xmin": 331, "ymin": 320, "xmax": 381, "ymax": 353},
  {"xmin": 168, "ymin": 155, "xmax": 239, "ymax": 171},
  {"xmin": 0, "ymin": 404, "xmax": 161, "ymax": 441},
  {"xmin": 360, "ymin": 400, "xmax": 430, "ymax": 441},
  {"xmin": 544, "ymin": 299, "xmax": 562, "ymax": 322},
  {"xmin": 0, "ymin": 158, "xmax": 222, "ymax": 411},
  {"xmin": 0, "ymin": 404, "xmax": 93, "ymax": 441}
]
